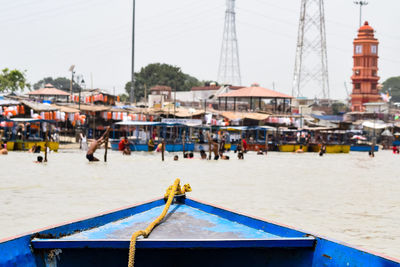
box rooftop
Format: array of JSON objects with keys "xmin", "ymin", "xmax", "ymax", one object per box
[
  {"xmin": 191, "ymin": 85, "xmax": 244, "ymax": 91},
  {"xmin": 27, "ymin": 84, "xmax": 70, "ymax": 96},
  {"xmin": 150, "ymin": 85, "xmax": 172, "ymax": 92},
  {"xmin": 218, "ymin": 85, "xmax": 292, "ymax": 99}
]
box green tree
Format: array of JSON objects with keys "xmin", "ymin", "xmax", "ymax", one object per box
[
  {"xmin": 118, "ymin": 93, "xmax": 129, "ymax": 102},
  {"xmin": 381, "ymin": 76, "xmax": 400, "ymax": 102},
  {"xmin": 125, "ymin": 63, "xmax": 201, "ymax": 101},
  {"xmin": 0, "ymin": 68, "xmax": 30, "ymax": 92},
  {"xmin": 33, "ymin": 77, "xmax": 81, "ymax": 92}
]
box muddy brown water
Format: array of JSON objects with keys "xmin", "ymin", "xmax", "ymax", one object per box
[{"xmin": 0, "ymin": 149, "xmax": 399, "ymax": 258}]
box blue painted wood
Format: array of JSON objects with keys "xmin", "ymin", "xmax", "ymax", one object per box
[
  {"xmin": 0, "ymin": 236, "xmax": 37, "ymax": 267},
  {"xmin": 38, "ymin": 199, "xmax": 164, "ymax": 238},
  {"xmin": 312, "ymin": 236, "xmax": 399, "ymax": 267},
  {"xmin": 58, "ymin": 204, "xmax": 278, "ymax": 240},
  {"xmin": 31, "ymin": 237, "xmax": 316, "ymax": 249},
  {"xmin": 0, "ymin": 199, "xmax": 164, "ymax": 267},
  {"xmin": 350, "ymin": 145, "xmax": 379, "ymax": 152},
  {"xmin": 111, "ymin": 142, "xmax": 195, "ymax": 152},
  {"xmin": 184, "ymin": 198, "xmax": 307, "ymax": 238},
  {"xmin": 128, "ymin": 144, "xmax": 148, "ymax": 151},
  {"xmin": 165, "ymin": 143, "xmax": 194, "ymax": 152},
  {"xmin": 35, "ymin": 247, "xmax": 315, "ymax": 267},
  {"xmin": 185, "ymin": 199, "xmax": 400, "ymax": 267}
]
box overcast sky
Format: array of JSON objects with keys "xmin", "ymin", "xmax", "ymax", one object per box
[{"xmin": 1, "ymin": 0, "xmax": 399, "ymax": 99}]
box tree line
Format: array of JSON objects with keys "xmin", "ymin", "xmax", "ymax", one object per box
[
  {"xmin": 0, "ymin": 63, "xmax": 211, "ymax": 100},
  {"xmin": 2, "ymin": 63, "xmax": 399, "ymax": 103}
]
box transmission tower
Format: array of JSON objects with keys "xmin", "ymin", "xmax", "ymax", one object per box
[
  {"xmin": 292, "ymin": 0, "xmax": 330, "ymax": 99},
  {"xmin": 217, "ymin": 0, "xmax": 242, "ymax": 86}
]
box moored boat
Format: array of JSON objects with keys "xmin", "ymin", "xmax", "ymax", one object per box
[
  {"xmin": 5, "ymin": 141, "xmax": 14, "ymax": 150},
  {"xmin": 1, "ymin": 180, "xmax": 398, "ymax": 267},
  {"xmin": 13, "ymin": 140, "xmax": 59, "ymax": 152},
  {"xmin": 278, "ymin": 144, "xmax": 309, "ymax": 152},
  {"xmin": 111, "ymin": 121, "xmax": 194, "ymax": 152},
  {"xmin": 325, "ymin": 144, "xmax": 350, "ymax": 153},
  {"xmin": 350, "ymin": 145, "xmax": 379, "ymax": 152},
  {"xmin": 1, "ymin": 118, "xmax": 60, "ymax": 152},
  {"xmin": 111, "ymin": 141, "xmax": 195, "ymax": 152}
]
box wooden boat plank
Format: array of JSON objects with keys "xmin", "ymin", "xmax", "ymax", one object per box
[
  {"xmin": 55, "ymin": 204, "xmax": 282, "ymax": 240},
  {"xmin": 31, "ymin": 237, "xmax": 316, "ymax": 249}
]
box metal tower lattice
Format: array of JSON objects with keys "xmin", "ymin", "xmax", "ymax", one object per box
[
  {"xmin": 292, "ymin": 0, "xmax": 330, "ymax": 98},
  {"xmin": 217, "ymin": 0, "xmax": 242, "ymax": 86}
]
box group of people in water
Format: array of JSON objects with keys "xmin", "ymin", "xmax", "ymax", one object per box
[
  {"xmin": 81, "ymin": 127, "xmax": 252, "ymax": 162},
  {"xmin": 4, "ymin": 126, "xmax": 386, "ymax": 162}
]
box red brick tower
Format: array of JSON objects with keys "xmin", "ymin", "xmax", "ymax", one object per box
[{"xmin": 350, "ymin": 21, "xmax": 380, "ymax": 111}]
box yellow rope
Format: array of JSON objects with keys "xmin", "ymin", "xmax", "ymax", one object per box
[{"xmin": 128, "ymin": 178, "xmax": 181, "ymax": 267}]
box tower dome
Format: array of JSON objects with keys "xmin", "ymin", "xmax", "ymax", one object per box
[{"xmin": 357, "ymin": 21, "xmax": 375, "ymax": 39}]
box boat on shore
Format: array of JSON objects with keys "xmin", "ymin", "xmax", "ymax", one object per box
[{"xmin": 1, "ymin": 181, "xmax": 398, "ymax": 267}]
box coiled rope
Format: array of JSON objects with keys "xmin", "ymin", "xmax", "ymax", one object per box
[{"xmin": 128, "ymin": 178, "xmax": 181, "ymax": 267}]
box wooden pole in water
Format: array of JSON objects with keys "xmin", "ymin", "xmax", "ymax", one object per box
[
  {"xmin": 44, "ymin": 129, "xmax": 49, "ymax": 162},
  {"xmin": 104, "ymin": 130, "xmax": 109, "ymax": 162},
  {"xmin": 182, "ymin": 130, "xmax": 186, "ymax": 157},
  {"xmin": 161, "ymin": 139, "xmax": 165, "ymax": 161},
  {"xmin": 207, "ymin": 131, "xmax": 212, "ymax": 160}
]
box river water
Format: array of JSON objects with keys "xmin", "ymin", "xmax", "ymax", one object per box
[{"xmin": 0, "ymin": 149, "xmax": 399, "ymax": 259}]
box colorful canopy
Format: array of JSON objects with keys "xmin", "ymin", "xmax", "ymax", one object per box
[{"xmin": 218, "ymin": 86, "xmax": 292, "ymax": 99}]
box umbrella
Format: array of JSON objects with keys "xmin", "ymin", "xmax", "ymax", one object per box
[{"xmin": 351, "ymin": 135, "xmax": 367, "ymax": 140}]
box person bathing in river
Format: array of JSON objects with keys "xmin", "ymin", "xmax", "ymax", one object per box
[
  {"xmin": 296, "ymin": 145, "xmax": 304, "ymax": 153},
  {"xmin": 118, "ymin": 136, "xmax": 131, "ymax": 155},
  {"xmin": 200, "ymin": 150, "xmax": 207, "ymax": 159},
  {"xmin": 241, "ymin": 139, "xmax": 247, "ymax": 152},
  {"xmin": 86, "ymin": 127, "xmax": 111, "ymax": 162},
  {"xmin": 211, "ymin": 139, "xmax": 219, "ymax": 160},
  {"xmin": 148, "ymin": 138, "xmax": 155, "ymax": 151},
  {"xmin": 206, "ymin": 132, "xmax": 219, "ymax": 160},
  {"xmin": 123, "ymin": 145, "xmax": 131, "ymax": 155},
  {"xmin": 0, "ymin": 143, "xmax": 8, "ymax": 155},
  {"xmin": 29, "ymin": 144, "xmax": 41, "ymax": 153},
  {"xmin": 34, "ymin": 156, "xmax": 43, "ymax": 163},
  {"xmin": 319, "ymin": 144, "xmax": 326, "ymax": 156},
  {"xmin": 80, "ymin": 132, "xmax": 88, "ymax": 151},
  {"xmin": 219, "ymin": 152, "xmax": 229, "ymax": 160}
]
